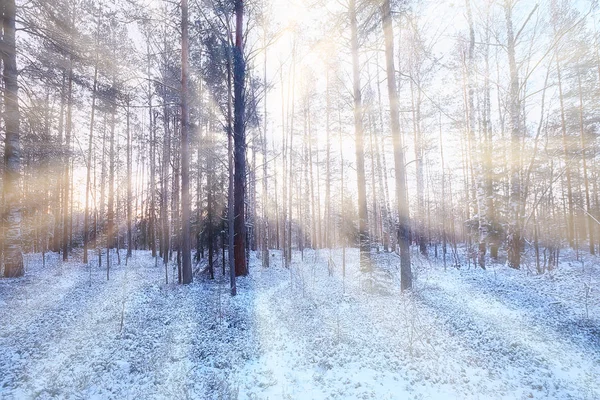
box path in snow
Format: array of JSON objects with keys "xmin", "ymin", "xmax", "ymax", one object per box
[{"xmin": 0, "ymin": 248, "xmax": 599, "ymax": 399}]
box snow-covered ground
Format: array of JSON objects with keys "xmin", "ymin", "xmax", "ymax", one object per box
[{"xmin": 0, "ymin": 248, "xmax": 599, "ymax": 399}]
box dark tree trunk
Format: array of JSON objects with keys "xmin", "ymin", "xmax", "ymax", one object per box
[
  {"xmin": 180, "ymin": 0, "xmax": 192, "ymax": 284},
  {"xmin": 227, "ymin": 45, "xmax": 237, "ymax": 295},
  {"xmin": 233, "ymin": 0, "xmax": 247, "ymax": 277}
]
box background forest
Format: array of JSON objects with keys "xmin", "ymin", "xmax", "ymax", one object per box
[{"xmin": 1, "ymin": 0, "xmax": 599, "ymax": 286}]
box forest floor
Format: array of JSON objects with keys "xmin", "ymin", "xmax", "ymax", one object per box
[{"xmin": 0, "ymin": 247, "xmax": 599, "ymax": 399}]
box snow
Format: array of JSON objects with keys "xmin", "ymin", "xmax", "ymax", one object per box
[{"xmin": 1, "ymin": 248, "xmax": 599, "ymax": 399}]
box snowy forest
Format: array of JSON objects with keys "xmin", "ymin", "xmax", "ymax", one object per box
[{"xmin": 1, "ymin": 0, "xmax": 600, "ymax": 398}]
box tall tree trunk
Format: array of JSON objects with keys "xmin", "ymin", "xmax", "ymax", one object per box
[
  {"xmin": 172, "ymin": 116, "xmax": 181, "ymax": 278},
  {"xmin": 147, "ymin": 39, "xmax": 157, "ymax": 258},
  {"xmin": 41, "ymin": 91, "xmax": 51, "ymax": 261},
  {"xmin": 505, "ymin": 0, "xmax": 522, "ymax": 269},
  {"xmin": 233, "ymin": 0, "xmax": 247, "ymax": 276},
  {"xmin": 207, "ymin": 123, "xmax": 215, "ymax": 279},
  {"xmin": 195, "ymin": 82, "xmax": 204, "ymax": 264},
  {"xmin": 555, "ymin": 57, "xmax": 574, "ymax": 249},
  {"xmin": 464, "ymin": 0, "xmax": 486, "ymax": 269},
  {"xmin": 285, "ymin": 51, "xmax": 296, "ymax": 267},
  {"xmin": 126, "ymin": 98, "xmax": 133, "ymax": 259},
  {"xmin": 439, "ymin": 110, "xmax": 447, "ymax": 268},
  {"xmin": 325, "ymin": 69, "xmax": 331, "ymax": 249},
  {"xmin": 312, "ymin": 112, "xmax": 322, "ymax": 249},
  {"xmin": 227, "ymin": 48, "xmax": 237, "ymax": 295},
  {"xmin": 84, "ymin": 44, "xmax": 99, "ymax": 265},
  {"xmin": 62, "ymin": 53, "xmax": 74, "ymax": 262},
  {"xmin": 382, "ymin": 0, "xmax": 411, "ymax": 290},
  {"xmin": 577, "ymin": 71, "xmax": 594, "ymax": 255},
  {"xmin": 107, "ymin": 93, "xmax": 116, "ymax": 280},
  {"xmin": 261, "ymin": 44, "xmax": 270, "ymax": 266},
  {"xmin": 1, "ymin": 0, "xmax": 23, "ymax": 277},
  {"xmin": 180, "ymin": 0, "xmax": 192, "ymax": 284},
  {"xmin": 339, "ymin": 108, "xmax": 346, "ymax": 277},
  {"xmin": 280, "ymin": 69, "xmax": 287, "ymax": 260},
  {"xmin": 368, "ymin": 110, "xmax": 379, "ymax": 250},
  {"xmin": 99, "ymin": 114, "xmax": 107, "ymax": 266},
  {"xmin": 375, "ymin": 56, "xmax": 392, "ymax": 252},
  {"xmin": 482, "ymin": 27, "xmax": 497, "ymax": 260},
  {"xmin": 307, "ymin": 104, "xmax": 316, "ymax": 249},
  {"xmin": 52, "ymin": 74, "xmax": 66, "ymax": 254},
  {"xmin": 349, "ymin": 0, "xmax": 370, "ymax": 272},
  {"xmin": 249, "ymin": 132, "xmax": 256, "ymax": 254},
  {"xmin": 161, "ymin": 105, "xmax": 171, "ymax": 270}
]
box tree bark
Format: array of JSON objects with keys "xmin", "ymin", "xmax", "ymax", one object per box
[
  {"xmin": 126, "ymin": 98, "xmax": 133, "ymax": 259},
  {"xmin": 577, "ymin": 71, "xmax": 594, "ymax": 255},
  {"xmin": 161, "ymin": 102, "xmax": 171, "ymax": 273},
  {"xmin": 227, "ymin": 45, "xmax": 237, "ymax": 295},
  {"xmin": 349, "ymin": 0, "xmax": 370, "ymax": 272},
  {"xmin": 233, "ymin": 0, "xmax": 247, "ymax": 276},
  {"xmin": 382, "ymin": 0, "xmax": 411, "ymax": 290},
  {"xmin": 261, "ymin": 44, "xmax": 270, "ymax": 266},
  {"xmin": 52, "ymin": 74, "xmax": 66, "ymax": 254},
  {"xmin": 84, "ymin": 41, "xmax": 99, "ymax": 265},
  {"xmin": 505, "ymin": 0, "xmax": 522, "ymax": 269},
  {"xmin": 62, "ymin": 52, "xmax": 74, "ymax": 262},
  {"xmin": 1, "ymin": 0, "xmax": 23, "ymax": 277},
  {"xmin": 107, "ymin": 91, "xmax": 116, "ymax": 280},
  {"xmin": 180, "ymin": 0, "xmax": 193, "ymax": 284}
]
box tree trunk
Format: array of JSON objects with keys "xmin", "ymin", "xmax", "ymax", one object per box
[
  {"xmin": 505, "ymin": 1, "xmax": 522, "ymax": 269},
  {"xmin": 233, "ymin": 0, "xmax": 247, "ymax": 277},
  {"xmin": 107, "ymin": 92, "xmax": 116, "ymax": 280},
  {"xmin": 180, "ymin": 0, "xmax": 193, "ymax": 284},
  {"xmin": 207, "ymin": 122, "xmax": 215, "ymax": 279},
  {"xmin": 325, "ymin": 69, "xmax": 331, "ymax": 249},
  {"xmin": 126, "ymin": 99, "xmax": 133, "ymax": 259},
  {"xmin": 147, "ymin": 38, "xmax": 157, "ymax": 258},
  {"xmin": 577, "ymin": 71, "xmax": 594, "ymax": 255},
  {"xmin": 62, "ymin": 53, "xmax": 74, "ymax": 262},
  {"xmin": 1, "ymin": 0, "xmax": 23, "ymax": 277},
  {"xmin": 161, "ymin": 104, "xmax": 171, "ymax": 273},
  {"xmin": 84, "ymin": 46, "xmax": 99, "ymax": 265},
  {"xmin": 382, "ymin": 0, "xmax": 411, "ymax": 290},
  {"xmin": 227, "ymin": 45, "xmax": 237, "ymax": 295},
  {"xmin": 262, "ymin": 44, "xmax": 270, "ymax": 266},
  {"xmin": 52, "ymin": 74, "xmax": 66, "ymax": 254},
  {"xmin": 349, "ymin": 0, "xmax": 370, "ymax": 272}
]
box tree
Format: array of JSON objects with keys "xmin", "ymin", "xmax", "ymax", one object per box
[
  {"xmin": 349, "ymin": 0, "xmax": 370, "ymax": 273},
  {"xmin": 381, "ymin": 0, "xmax": 411, "ymax": 290},
  {"xmin": 2, "ymin": 0, "xmax": 24, "ymax": 277},
  {"xmin": 83, "ymin": 14, "xmax": 101, "ymax": 265},
  {"xmin": 180, "ymin": 0, "xmax": 193, "ymax": 284},
  {"xmin": 505, "ymin": 0, "xmax": 522, "ymax": 269},
  {"xmin": 233, "ymin": 0, "xmax": 248, "ymax": 277}
]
